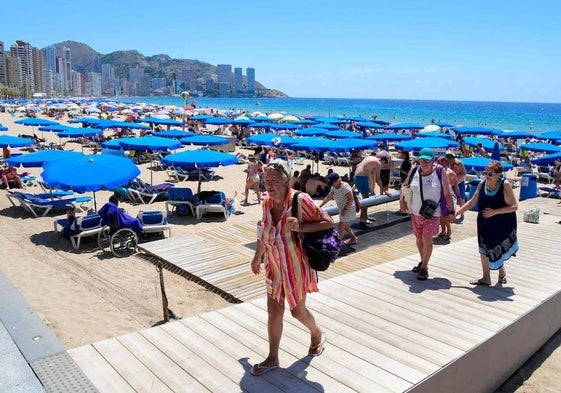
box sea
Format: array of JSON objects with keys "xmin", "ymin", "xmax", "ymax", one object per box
[{"xmin": 115, "ymin": 97, "xmax": 561, "ymax": 135}]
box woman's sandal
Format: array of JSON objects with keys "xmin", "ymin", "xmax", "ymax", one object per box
[
  {"xmin": 250, "ymin": 362, "xmax": 279, "ymax": 376},
  {"xmin": 498, "ymin": 276, "xmax": 507, "ymax": 284},
  {"xmin": 412, "ymin": 262, "xmax": 422, "ymax": 273},
  {"xmin": 417, "ymin": 268, "xmax": 429, "ymax": 280},
  {"xmin": 470, "ymin": 279, "xmax": 491, "ymax": 286},
  {"xmin": 308, "ymin": 331, "xmax": 326, "ymax": 357}
]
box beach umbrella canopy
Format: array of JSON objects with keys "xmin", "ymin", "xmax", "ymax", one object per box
[
  {"xmin": 416, "ymin": 131, "xmax": 455, "ymax": 140},
  {"xmin": 531, "ymin": 151, "xmax": 561, "ymax": 165},
  {"xmin": 294, "ymin": 127, "xmax": 328, "ymax": 136},
  {"xmin": 435, "ymin": 121, "xmax": 455, "ymax": 128},
  {"xmin": 0, "ymin": 135, "xmax": 35, "ymax": 148},
  {"xmin": 462, "ymin": 137, "xmax": 503, "ymax": 151},
  {"xmin": 100, "ymin": 139, "xmax": 125, "ymax": 150},
  {"xmin": 141, "ymin": 117, "xmax": 183, "ymax": 126},
  {"xmin": 57, "ymin": 127, "xmax": 104, "ymax": 138},
  {"xmin": 246, "ymin": 133, "xmax": 298, "ymax": 146},
  {"xmin": 500, "ymin": 130, "xmax": 536, "ymax": 139},
  {"xmin": 180, "ymin": 135, "xmax": 229, "ymax": 146},
  {"xmin": 324, "ymin": 130, "xmax": 363, "ymax": 139},
  {"xmin": 290, "ymin": 137, "xmax": 341, "ymax": 152},
  {"xmin": 535, "ymin": 131, "xmax": 561, "ymax": 140},
  {"xmin": 315, "ymin": 123, "xmax": 341, "ymax": 130},
  {"xmin": 459, "ymin": 157, "xmax": 513, "ymax": 172},
  {"xmin": 6, "ymin": 150, "xmax": 84, "ymax": 168},
  {"xmin": 519, "ymin": 143, "xmax": 561, "ymax": 154},
  {"xmin": 330, "ymin": 138, "xmax": 378, "ymax": 152},
  {"xmin": 281, "ymin": 115, "xmax": 300, "ymax": 122},
  {"xmin": 292, "ymin": 119, "xmax": 318, "ymax": 125},
  {"xmin": 367, "ymin": 133, "xmax": 412, "ymax": 142},
  {"xmin": 162, "ymin": 149, "xmax": 238, "ymax": 169},
  {"xmin": 93, "ymin": 120, "xmax": 151, "ymax": 130},
  {"xmin": 204, "ymin": 117, "xmax": 232, "ymax": 125},
  {"xmin": 15, "ymin": 117, "xmax": 58, "ymax": 127},
  {"xmin": 356, "ymin": 121, "xmax": 386, "ymax": 129},
  {"xmin": 38, "ymin": 124, "xmax": 73, "ymax": 133},
  {"xmin": 452, "ymin": 125, "xmax": 497, "ymax": 135},
  {"xmin": 395, "ymin": 137, "xmax": 459, "ymax": 151},
  {"xmin": 269, "ymin": 123, "xmax": 300, "ymax": 130},
  {"xmin": 155, "ymin": 129, "xmax": 196, "ymax": 139},
  {"xmin": 385, "ymin": 122, "xmax": 425, "ymax": 130},
  {"xmin": 41, "ymin": 154, "xmax": 141, "ymax": 209},
  {"xmin": 68, "ymin": 116, "xmax": 101, "ymax": 126},
  {"xmin": 267, "ymin": 113, "xmax": 284, "ymax": 120},
  {"xmin": 232, "ymin": 117, "xmax": 253, "ymax": 125},
  {"xmin": 116, "ymin": 136, "xmax": 182, "ymax": 151}
]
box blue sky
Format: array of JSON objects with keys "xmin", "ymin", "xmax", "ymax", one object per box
[{"xmin": 4, "ymin": 0, "xmax": 561, "ymax": 103}]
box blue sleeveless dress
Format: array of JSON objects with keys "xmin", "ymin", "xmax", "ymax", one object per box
[{"xmin": 477, "ymin": 179, "xmax": 518, "ymax": 270}]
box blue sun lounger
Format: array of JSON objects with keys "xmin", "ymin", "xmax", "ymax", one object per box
[{"xmin": 6, "ymin": 191, "xmax": 93, "ymax": 218}]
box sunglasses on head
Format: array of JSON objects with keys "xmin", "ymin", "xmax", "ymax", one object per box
[{"xmin": 267, "ymin": 162, "xmax": 289, "ymax": 177}]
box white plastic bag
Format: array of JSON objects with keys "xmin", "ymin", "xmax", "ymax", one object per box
[{"xmin": 523, "ymin": 208, "xmax": 540, "ymax": 224}]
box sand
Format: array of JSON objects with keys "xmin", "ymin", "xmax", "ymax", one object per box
[{"xmin": 0, "ymin": 110, "xmax": 559, "ymax": 392}]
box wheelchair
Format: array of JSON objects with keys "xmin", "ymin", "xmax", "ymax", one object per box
[{"xmin": 97, "ymin": 222, "xmax": 139, "ymax": 258}]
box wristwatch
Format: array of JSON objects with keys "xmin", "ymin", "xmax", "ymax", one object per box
[{"xmin": 449, "ymin": 210, "xmax": 456, "ymax": 215}]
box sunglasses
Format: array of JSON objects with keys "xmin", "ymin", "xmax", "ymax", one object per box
[
  {"xmin": 267, "ymin": 162, "xmax": 289, "ymax": 178},
  {"xmin": 419, "ymin": 159, "xmax": 432, "ymax": 164},
  {"xmin": 485, "ymin": 172, "xmax": 497, "ymax": 177}
]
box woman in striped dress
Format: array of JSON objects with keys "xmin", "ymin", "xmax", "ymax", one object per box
[{"xmin": 250, "ymin": 160, "xmax": 333, "ymax": 376}]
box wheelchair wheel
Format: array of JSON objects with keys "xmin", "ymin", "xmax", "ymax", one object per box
[{"xmin": 110, "ymin": 228, "xmax": 138, "ymax": 258}]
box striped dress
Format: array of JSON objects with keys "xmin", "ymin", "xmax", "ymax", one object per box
[{"xmin": 259, "ymin": 189, "xmax": 321, "ymax": 309}]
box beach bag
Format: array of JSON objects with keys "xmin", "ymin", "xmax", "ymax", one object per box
[
  {"xmin": 292, "ymin": 192, "xmax": 341, "ymax": 271},
  {"xmin": 401, "ymin": 187, "xmax": 413, "ymax": 211},
  {"xmin": 419, "ymin": 169, "xmax": 440, "ymax": 218}
]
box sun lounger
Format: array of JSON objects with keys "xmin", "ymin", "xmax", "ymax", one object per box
[
  {"xmin": 195, "ymin": 191, "xmax": 228, "ymax": 220},
  {"xmin": 165, "ymin": 187, "xmax": 196, "ymax": 216},
  {"xmin": 54, "ymin": 213, "xmax": 109, "ymax": 250},
  {"xmin": 7, "ymin": 190, "xmax": 93, "ymax": 217},
  {"xmin": 137, "ymin": 210, "xmax": 171, "ymax": 237}
]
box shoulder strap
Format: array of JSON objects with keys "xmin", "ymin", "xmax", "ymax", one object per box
[{"xmin": 291, "ymin": 191, "xmax": 301, "ymax": 220}]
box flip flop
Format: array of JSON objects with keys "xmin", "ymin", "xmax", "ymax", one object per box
[
  {"xmin": 470, "ymin": 279, "xmax": 491, "ymax": 286},
  {"xmin": 343, "ymin": 238, "xmax": 358, "ymax": 245},
  {"xmin": 498, "ymin": 276, "xmax": 507, "ymax": 284},
  {"xmin": 308, "ymin": 331, "xmax": 326, "ymax": 357},
  {"xmin": 250, "ymin": 363, "xmax": 279, "ymax": 376}
]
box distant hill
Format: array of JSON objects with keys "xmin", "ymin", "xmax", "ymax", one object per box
[{"xmin": 47, "ymin": 40, "xmax": 286, "ymax": 96}]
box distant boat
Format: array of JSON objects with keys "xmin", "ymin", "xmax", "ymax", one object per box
[{"xmin": 255, "ymin": 102, "xmax": 261, "ymax": 106}]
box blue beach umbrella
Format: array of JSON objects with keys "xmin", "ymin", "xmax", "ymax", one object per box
[
  {"xmin": 435, "ymin": 121, "xmax": 455, "ymax": 128},
  {"xmin": 204, "ymin": 117, "xmax": 232, "ymax": 125},
  {"xmin": 395, "ymin": 137, "xmax": 459, "ymax": 151},
  {"xmin": 180, "ymin": 135, "xmax": 230, "ymax": 146},
  {"xmin": 117, "ymin": 136, "xmax": 182, "ymax": 151},
  {"xmin": 367, "ymin": 133, "xmax": 412, "ymax": 142},
  {"xmin": 500, "ymin": 130, "xmax": 536, "ymax": 139},
  {"xmin": 38, "ymin": 124, "xmax": 73, "ymax": 133},
  {"xmin": 0, "ymin": 135, "xmax": 35, "ymax": 148},
  {"xmin": 57, "ymin": 127, "xmax": 104, "ymax": 138},
  {"xmin": 291, "ymin": 137, "xmax": 340, "ymax": 152},
  {"xmin": 68, "ymin": 117, "xmax": 102, "ymax": 126},
  {"xmin": 324, "ymin": 130, "xmax": 363, "ymax": 139},
  {"xmin": 141, "ymin": 117, "xmax": 183, "ymax": 127},
  {"xmin": 269, "ymin": 123, "xmax": 300, "ymax": 131},
  {"xmin": 94, "ymin": 120, "xmax": 151, "ymax": 130},
  {"xmin": 535, "ymin": 131, "xmax": 561, "ymax": 140},
  {"xmin": 41, "ymin": 154, "xmax": 141, "ymax": 210},
  {"xmin": 330, "ymin": 138, "xmax": 378, "ymax": 152},
  {"xmin": 292, "ymin": 119, "xmax": 318, "ymax": 125},
  {"xmin": 15, "ymin": 117, "xmax": 58, "ymax": 127},
  {"xmin": 155, "ymin": 129, "xmax": 196, "ymax": 139},
  {"xmin": 190, "ymin": 114, "xmax": 213, "ymax": 121},
  {"xmin": 462, "ymin": 137, "xmax": 503, "ymax": 151},
  {"xmin": 491, "ymin": 142, "xmax": 501, "ymax": 161},
  {"xmin": 294, "ymin": 127, "xmax": 328, "ymax": 137},
  {"xmin": 519, "ymin": 143, "xmax": 561, "ymax": 154},
  {"xmin": 246, "ymin": 133, "xmax": 298, "ymax": 146},
  {"xmin": 459, "ymin": 157, "xmax": 513, "ymax": 172},
  {"xmin": 315, "ymin": 123, "xmax": 341, "ymax": 131},
  {"xmin": 531, "ymin": 152, "xmax": 561, "ymax": 166},
  {"xmin": 100, "ymin": 139, "xmax": 125, "ymax": 150},
  {"xmin": 6, "ymin": 150, "xmax": 84, "ymax": 168}
]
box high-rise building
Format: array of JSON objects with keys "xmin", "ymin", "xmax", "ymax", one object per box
[
  {"xmin": 216, "ymin": 64, "xmax": 232, "ymax": 95},
  {"xmin": 43, "ymin": 45, "xmax": 56, "ymax": 73},
  {"xmin": 86, "ymin": 72, "xmax": 102, "ymax": 96},
  {"xmin": 5, "ymin": 56, "xmax": 19, "ymax": 88},
  {"xmin": 32, "ymin": 46, "xmax": 44, "ymax": 93},
  {"xmin": 0, "ymin": 41, "xmax": 6, "ymax": 86},
  {"xmin": 247, "ymin": 67, "xmax": 255, "ymax": 93},
  {"xmin": 129, "ymin": 67, "xmax": 144, "ymax": 85},
  {"xmin": 234, "ymin": 67, "xmax": 242, "ymax": 93},
  {"xmin": 10, "ymin": 40, "xmax": 34, "ymax": 94},
  {"xmin": 63, "ymin": 47, "xmax": 72, "ymax": 91}
]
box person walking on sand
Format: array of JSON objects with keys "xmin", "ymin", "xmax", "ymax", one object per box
[
  {"xmin": 353, "ymin": 153, "xmax": 390, "ymax": 228},
  {"xmin": 319, "ymin": 172, "xmax": 358, "ymax": 245},
  {"xmin": 399, "ymin": 148, "xmax": 455, "ymax": 280},
  {"xmin": 250, "ymin": 160, "xmax": 332, "ymax": 376},
  {"xmin": 243, "ymin": 154, "xmax": 262, "ymax": 204},
  {"xmin": 455, "ymin": 161, "xmax": 518, "ymax": 286}
]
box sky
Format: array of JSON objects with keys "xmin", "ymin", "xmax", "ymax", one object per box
[{"xmin": 3, "ymin": 0, "xmax": 561, "ymax": 103}]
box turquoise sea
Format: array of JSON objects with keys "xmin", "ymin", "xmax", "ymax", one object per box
[{"xmin": 116, "ymin": 97, "xmax": 561, "ymax": 135}]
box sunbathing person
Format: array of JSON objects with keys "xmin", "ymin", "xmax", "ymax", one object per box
[
  {"xmin": 1, "ymin": 166, "xmax": 25, "ymax": 189},
  {"xmin": 98, "ymin": 196, "xmax": 143, "ymax": 233}
]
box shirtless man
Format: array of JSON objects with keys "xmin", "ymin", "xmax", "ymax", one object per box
[
  {"xmin": 1, "ymin": 166, "xmax": 24, "ymax": 189},
  {"xmin": 353, "ymin": 154, "xmax": 390, "ymax": 228},
  {"xmin": 445, "ymin": 151, "xmax": 466, "ymax": 219}
]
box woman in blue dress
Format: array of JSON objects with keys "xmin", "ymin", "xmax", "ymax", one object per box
[{"xmin": 455, "ymin": 161, "xmax": 518, "ymax": 285}]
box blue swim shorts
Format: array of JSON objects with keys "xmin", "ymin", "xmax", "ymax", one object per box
[{"xmin": 354, "ymin": 175, "xmax": 370, "ymax": 195}]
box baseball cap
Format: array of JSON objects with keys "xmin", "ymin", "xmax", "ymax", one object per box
[
  {"xmin": 418, "ymin": 148, "xmax": 434, "ymax": 161},
  {"xmin": 445, "ymin": 150, "xmax": 455, "ymax": 158},
  {"xmin": 327, "ymin": 172, "xmax": 340, "ymax": 186}
]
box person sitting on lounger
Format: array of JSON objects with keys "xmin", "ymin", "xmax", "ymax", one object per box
[
  {"xmin": 1, "ymin": 166, "xmax": 24, "ymax": 189},
  {"xmin": 98, "ymin": 196, "xmax": 143, "ymax": 233}
]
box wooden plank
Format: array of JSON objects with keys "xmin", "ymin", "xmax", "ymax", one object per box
[{"xmin": 67, "ymin": 345, "xmax": 135, "ymax": 393}]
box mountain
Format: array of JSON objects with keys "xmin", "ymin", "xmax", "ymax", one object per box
[{"xmin": 48, "ymin": 41, "xmax": 286, "ymax": 96}]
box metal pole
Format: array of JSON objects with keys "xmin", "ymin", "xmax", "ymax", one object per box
[{"xmin": 157, "ymin": 263, "xmax": 170, "ymax": 323}]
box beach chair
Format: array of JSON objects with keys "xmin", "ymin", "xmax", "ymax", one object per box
[
  {"xmin": 6, "ymin": 190, "xmax": 91, "ymax": 218},
  {"xmin": 165, "ymin": 187, "xmax": 196, "ymax": 216},
  {"xmin": 54, "ymin": 213, "xmax": 109, "ymax": 250},
  {"xmin": 196, "ymin": 191, "xmax": 228, "ymax": 220},
  {"xmin": 126, "ymin": 178, "xmax": 174, "ymax": 204},
  {"xmin": 537, "ymin": 166, "xmax": 555, "ymax": 184},
  {"xmin": 137, "ymin": 210, "xmax": 171, "ymax": 237}
]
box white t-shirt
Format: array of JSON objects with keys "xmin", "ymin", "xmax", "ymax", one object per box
[{"xmin": 410, "ymin": 167, "xmax": 442, "ymax": 217}]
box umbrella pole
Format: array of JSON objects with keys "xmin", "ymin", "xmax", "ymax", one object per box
[{"xmin": 93, "ymin": 192, "xmax": 97, "ymax": 211}]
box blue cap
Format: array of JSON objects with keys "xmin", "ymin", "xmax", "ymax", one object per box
[{"xmin": 419, "ymin": 147, "xmax": 434, "ymax": 160}]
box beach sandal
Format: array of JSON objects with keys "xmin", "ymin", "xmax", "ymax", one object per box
[
  {"xmin": 470, "ymin": 279, "xmax": 491, "ymax": 286},
  {"xmin": 412, "ymin": 262, "xmax": 422, "ymax": 273},
  {"xmin": 416, "ymin": 268, "xmax": 429, "ymax": 280},
  {"xmin": 343, "ymin": 238, "xmax": 358, "ymax": 245},
  {"xmin": 308, "ymin": 331, "xmax": 326, "ymax": 357},
  {"xmin": 498, "ymin": 276, "xmax": 507, "ymax": 284},
  {"xmin": 250, "ymin": 362, "xmax": 279, "ymax": 376}
]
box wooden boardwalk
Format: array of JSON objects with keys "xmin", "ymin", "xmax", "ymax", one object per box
[{"xmin": 68, "ymin": 211, "xmax": 561, "ymax": 392}]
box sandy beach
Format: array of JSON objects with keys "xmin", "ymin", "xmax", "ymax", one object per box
[{"xmin": 1, "ymin": 110, "xmax": 560, "ymax": 392}]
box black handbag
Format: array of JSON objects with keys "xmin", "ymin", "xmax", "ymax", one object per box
[
  {"xmin": 291, "ymin": 193, "xmax": 341, "ymax": 271},
  {"xmin": 418, "ymin": 170, "xmax": 439, "ymax": 218}
]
